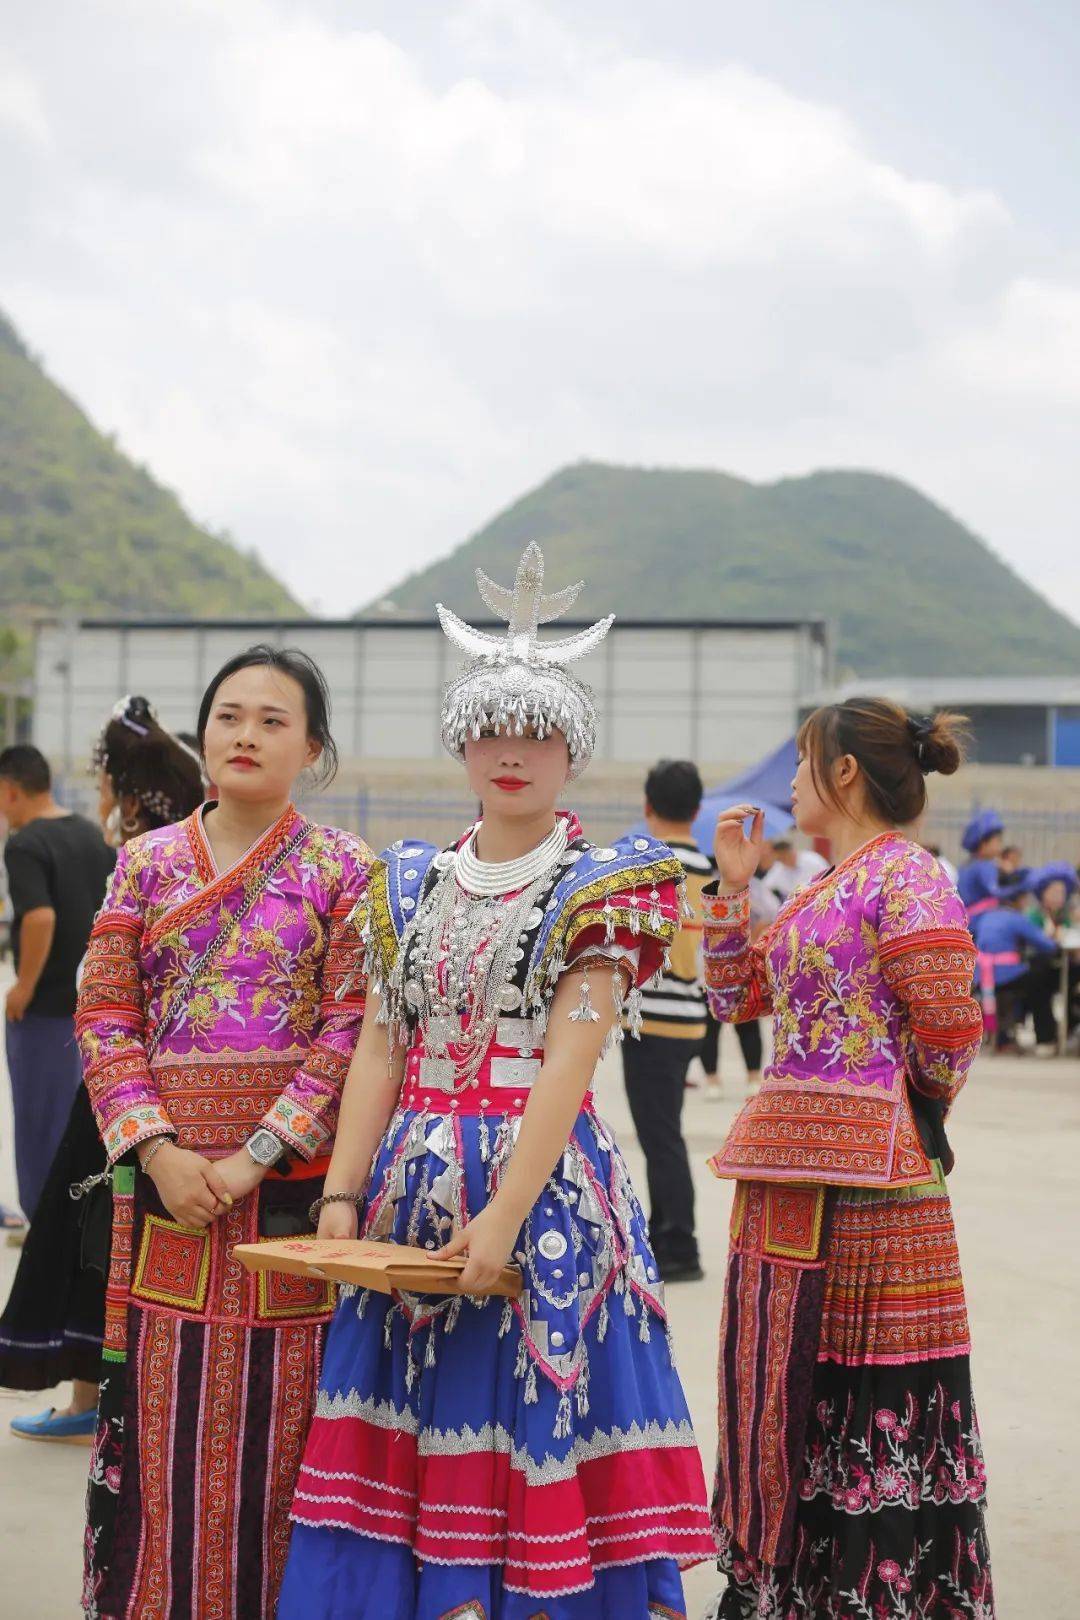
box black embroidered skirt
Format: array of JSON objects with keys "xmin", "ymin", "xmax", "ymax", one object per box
[
  {"xmin": 708, "ymin": 1171, "xmax": 994, "ymax": 1619},
  {"xmin": 0, "ymin": 1086, "xmax": 106, "ymax": 1390}
]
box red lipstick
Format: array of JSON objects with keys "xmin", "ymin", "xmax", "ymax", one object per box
[{"xmin": 492, "ymin": 776, "xmax": 528, "ymax": 792}]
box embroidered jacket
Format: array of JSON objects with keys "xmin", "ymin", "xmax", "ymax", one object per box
[
  {"xmin": 704, "ymin": 832, "xmax": 982, "ymax": 1188},
  {"xmin": 77, "ymin": 805, "xmax": 372, "ymax": 1165}
]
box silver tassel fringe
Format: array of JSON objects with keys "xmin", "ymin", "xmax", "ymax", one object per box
[{"xmin": 569, "ymin": 967, "xmax": 600, "ymax": 1024}]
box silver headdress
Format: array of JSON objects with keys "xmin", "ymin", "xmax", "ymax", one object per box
[{"xmin": 437, "ymin": 543, "xmax": 614, "ymax": 778}]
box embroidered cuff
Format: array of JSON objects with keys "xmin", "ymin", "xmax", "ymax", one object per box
[
  {"xmin": 261, "ymin": 1093, "xmax": 331, "ymax": 1161},
  {"xmin": 702, "ymin": 888, "xmax": 751, "ymax": 959},
  {"xmin": 103, "ymin": 1103, "xmax": 176, "ymax": 1165}
]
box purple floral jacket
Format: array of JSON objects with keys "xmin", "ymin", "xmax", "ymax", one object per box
[
  {"xmin": 703, "ymin": 832, "xmax": 981, "ymax": 1187},
  {"xmin": 77, "ymin": 805, "xmax": 371, "ymax": 1165}
]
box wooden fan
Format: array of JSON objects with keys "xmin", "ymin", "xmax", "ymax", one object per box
[{"xmin": 233, "ymin": 1237, "xmax": 522, "ymax": 1298}]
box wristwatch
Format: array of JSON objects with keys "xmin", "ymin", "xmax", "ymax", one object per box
[{"xmin": 245, "ymin": 1129, "xmax": 292, "ymax": 1175}]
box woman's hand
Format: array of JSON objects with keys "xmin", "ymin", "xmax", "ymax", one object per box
[
  {"xmin": 437, "ymin": 1203, "xmax": 520, "ymax": 1295},
  {"xmin": 144, "ymin": 1143, "xmax": 233, "ymax": 1228},
  {"xmin": 713, "ymin": 803, "xmax": 765, "ymax": 891},
  {"xmin": 317, "ymin": 1199, "xmax": 359, "ymax": 1241},
  {"xmin": 214, "ymin": 1149, "xmax": 269, "ymax": 1206}
]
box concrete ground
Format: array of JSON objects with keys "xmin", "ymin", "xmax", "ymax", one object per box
[{"xmin": 1, "ymin": 1026, "xmax": 1076, "ymax": 1618}]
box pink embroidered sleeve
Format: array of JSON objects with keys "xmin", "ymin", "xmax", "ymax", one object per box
[
  {"xmin": 563, "ymin": 875, "xmax": 681, "ymax": 990},
  {"xmin": 701, "ymin": 885, "xmax": 773, "ymax": 1024},
  {"xmin": 76, "ymin": 843, "xmax": 176, "ymax": 1165},
  {"xmin": 259, "ymin": 863, "xmax": 371, "ymax": 1159},
  {"xmin": 876, "ymin": 851, "xmax": 982, "ymax": 1110}
]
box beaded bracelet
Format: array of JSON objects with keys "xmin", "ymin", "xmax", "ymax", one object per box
[
  {"xmin": 138, "ymin": 1135, "xmax": 170, "ymax": 1174},
  {"xmin": 308, "ymin": 1190, "xmax": 365, "ymax": 1228}
]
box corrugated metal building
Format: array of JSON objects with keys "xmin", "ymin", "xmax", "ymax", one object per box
[
  {"xmin": 33, "ymin": 615, "xmax": 832, "ymax": 772},
  {"xmin": 804, "ymin": 677, "xmax": 1080, "ymax": 767}
]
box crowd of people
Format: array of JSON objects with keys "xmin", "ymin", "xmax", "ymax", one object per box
[
  {"xmin": 956, "ymin": 810, "xmax": 1080, "ymax": 1053},
  {"xmin": 0, "ymin": 544, "xmax": 1016, "ymax": 1619}
]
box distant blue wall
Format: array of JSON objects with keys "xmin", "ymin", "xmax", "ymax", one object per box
[{"xmin": 1052, "ymin": 707, "xmax": 1080, "ymax": 767}]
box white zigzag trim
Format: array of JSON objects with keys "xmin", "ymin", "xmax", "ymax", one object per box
[
  {"xmin": 289, "ymin": 1517, "xmax": 710, "ymax": 1595},
  {"xmin": 300, "ymin": 1466, "xmax": 415, "ymax": 1498},
  {"xmin": 421, "ymin": 1502, "xmax": 507, "ymax": 1519},
  {"xmin": 292, "ymin": 1492, "xmax": 412, "ymax": 1522},
  {"xmin": 587, "ymin": 1526, "xmax": 709, "ymax": 1547},
  {"xmin": 585, "ymin": 1502, "xmax": 707, "ymax": 1524},
  {"xmin": 289, "ymin": 1514, "xmax": 414, "ymax": 1548}
]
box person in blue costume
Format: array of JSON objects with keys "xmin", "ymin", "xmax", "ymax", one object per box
[
  {"xmin": 957, "ymin": 810, "xmax": 1009, "ymax": 940},
  {"xmin": 973, "ymin": 886, "xmax": 1058, "ymax": 1049},
  {"xmin": 278, "ymin": 545, "xmax": 713, "ymax": 1620},
  {"xmin": 1028, "ymin": 863, "xmax": 1080, "ymax": 1044}
]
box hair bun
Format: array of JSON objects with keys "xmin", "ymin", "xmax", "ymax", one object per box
[{"xmin": 909, "ymin": 709, "xmax": 966, "ymax": 777}]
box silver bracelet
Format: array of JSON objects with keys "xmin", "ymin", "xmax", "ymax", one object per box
[
  {"xmin": 138, "ymin": 1135, "xmax": 170, "ymax": 1174},
  {"xmin": 308, "ymin": 1191, "xmax": 365, "ymax": 1228}
]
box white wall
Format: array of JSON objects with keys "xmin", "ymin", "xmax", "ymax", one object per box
[{"xmin": 33, "ymin": 618, "xmax": 829, "ymax": 769}]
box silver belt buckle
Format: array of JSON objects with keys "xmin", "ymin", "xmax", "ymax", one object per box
[
  {"xmin": 489, "ymin": 1056, "xmax": 541, "ymax": 1088},
  {"xmin": 496, "ymin": 1017, "xmax": 539, "ymax": 1050},
  {"xmin": 418, "ymin": 1056, "xmax": 455, "ymax": 1090}
]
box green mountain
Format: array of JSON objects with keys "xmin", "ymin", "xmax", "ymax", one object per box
[
  {"xmin": 0, "ymin": 309, "xmax": 300, "ymax": 617},
  {"xmin": 372, "ymin": 461, "xmax": 1080, "ymax": 676}
]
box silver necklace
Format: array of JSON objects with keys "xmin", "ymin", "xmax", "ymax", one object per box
[
  {"xmin": 454, "ymin": 819, "xmax": 569, "ymax": 897},
  {"xmin": 388, "ymin": 822, "xmax": 570, "ymax": 1091}
]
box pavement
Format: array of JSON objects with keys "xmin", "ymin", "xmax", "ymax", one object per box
[{"xmin": 0, "ymin": 1022, "xmax": 1077, "ymax": 1618}]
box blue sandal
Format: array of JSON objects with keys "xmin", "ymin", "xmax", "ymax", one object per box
[{"xmin": 10, "ymin": 1406, "xmax": 97, "ymax": 1444}]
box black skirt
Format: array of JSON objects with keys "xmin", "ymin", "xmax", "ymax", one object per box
[{"xmin": 0, "ymin": 1086, "xmax": 106, "ymax": 1389}]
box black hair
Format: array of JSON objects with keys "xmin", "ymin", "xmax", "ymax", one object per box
[
  {"xmin": 95, "ymin": 697, "xmax": 205, "ymax": 830},
  {"xmin": 0, "ymin": 744, "xmax": 51, "ymax": 795},
  {"xmin": 196, "ymin": 645, "xmax": 339, "ymax": 785},
  {"xmin": 798, "ymin": 698, "xmax": 966, "ymax": 826},
  {"xmin": 644, "ymin": 758, "xmax": 704, "ymax": 823}
]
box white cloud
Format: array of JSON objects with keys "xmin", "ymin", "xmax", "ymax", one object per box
[
  {"xmin": 1, "ymin": 0, "xmax": 1078, "ymax": 623},
  {"xmin": 0, "ymin": 63, "xmax": 51, "ymax": 146}
]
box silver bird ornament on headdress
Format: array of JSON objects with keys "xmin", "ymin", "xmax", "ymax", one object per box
[{"xmin": 437, "ymin": 543, "xmax": 614, "ymax": 777}]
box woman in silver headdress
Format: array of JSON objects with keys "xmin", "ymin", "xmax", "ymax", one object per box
[{"xmin": 279, "ymin": 546, "xmax": 713, "ymax": 1619}]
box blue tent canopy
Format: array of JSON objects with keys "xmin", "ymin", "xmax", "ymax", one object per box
[
  {"xmin": 626, "ymin": 737, "xmax": 798, "ymax": 850},
  {"xmin": 691, "ymin": 737, "xmax": 797, "ymax": 852}
]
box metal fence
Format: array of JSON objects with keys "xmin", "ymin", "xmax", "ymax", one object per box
[{"xmin": 52, "ymin": 780, "xmax": 1080, "ymax": 866}]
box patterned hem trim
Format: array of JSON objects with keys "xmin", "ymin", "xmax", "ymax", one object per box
[
  {"xmin": 798, "ymin": 1480, "xmax": 990, "ymax": 1516},
  {"xmin": 816, "ymin": 1346, "xmax": 973, "ymax": 1367}
]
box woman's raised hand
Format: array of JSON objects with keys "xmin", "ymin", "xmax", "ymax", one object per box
[{"xmin": 713, "ymin": 804, "xmax": 765, "ymax": 891}]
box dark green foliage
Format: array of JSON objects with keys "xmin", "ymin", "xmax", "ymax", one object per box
[
  {"xmin": 0, "ymin": 308, "xmax": 300, "ymax": 618},
  {"xmin": 374, "ymin": 462, "xmax": 1080, "ymax": 675}
]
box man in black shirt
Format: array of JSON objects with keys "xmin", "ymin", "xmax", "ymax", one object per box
[{"xmin": 0, "ymin": 746, "xmax": 115, "ymax": 1221}]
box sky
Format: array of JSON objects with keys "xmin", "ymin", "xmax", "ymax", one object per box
[{"xmin": 2, "ymin": 0, "xmax": 1079, "ymax": 618}]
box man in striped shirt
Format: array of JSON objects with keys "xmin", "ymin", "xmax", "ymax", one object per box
[{"xmin": 622, "ymin": 760, "xmax": 710, "ymax": 1283}]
